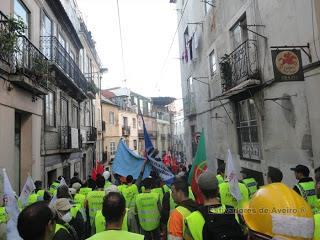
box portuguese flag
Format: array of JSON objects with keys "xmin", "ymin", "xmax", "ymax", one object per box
[{"xmin": 188, "ymin": 131, "xmax": 207, "ymax": 204}]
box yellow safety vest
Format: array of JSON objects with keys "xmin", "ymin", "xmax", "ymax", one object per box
[
  {"xmin": 95, "ymin": 208, "xmax": 129, "ymax": 233},
  {"xmin": 314, "ymin": 213, "xmax": 320, "ymax": 240},
  {"xmin": 167, "ymin": 206, "xmax": 191, "ymax": 239},
  {"xmin": 79, "ymin": 187, "xmax": 92, "ymax": 197},
  {"xmin": 87, "ymin": 190, "xmax": 105, "ymax": 226},
  {"xmin": 169, "ymin": 188, "xmax": 195, "ymax": 213},
  {"xmin": 86, "ymin": 230, "xmax": 144, "ymax": 240},
  {"xmin": 151, "ymin": 188, "xmax": 164, "ymax": 205},
  {"xmin": 55, "ymin": 223, "xmax": 69, "ymax": 233},
  {"xmin": 0, "ymin": 207, "xmax": 8, "ymax": 224},
  {"xmin": 49, "ymin": 182, "xmax": 59, "ymax": 196},
  {"xmin": 104, "ymin": 181, "xmax": 112, "ymax": 189},
  {"xmin": 219, "ymin": 182, "xmax": 249, "ymax": 209},
  {"xmin": 242, "ymin": 178, "xmax": 258, "ymax": 198},
  {"xmin": 162, "ymin": 185, "xmax": 170, "ymax": 193},
  {"xmin": 122, "ymin": 184, "xmax": 139, "ymax": 209},
  {"xmin": 70, "ymin": 204, "xmax": 81, "ymax": 218},
  {"xmin": 135, "ymin": 192, "xmax": 160, "ymax": 231},
  {"xmin": 36, "ymin": 190, "xmax": 45, "ymax": 201},
  {"xmin": 216, "ymin": 174, "xmax": 224, "ymax": 184},
  {"xmin": 118, "ymin": 184, "xmax": 127, "ymax": 194},
  {"xmin": 74, "ymin": 193, "xmax": 86, "ymax": 209},
  {"xmin": 188, "ymin": 186, "xmax": 195, "ymax": 201},
  {"xmin": 27, "ymin": 193, "xmax": 39, "ymax": 206},
  {"xmin": 296, "ymin": 181, "xmax": 319, "ymax": 213}
]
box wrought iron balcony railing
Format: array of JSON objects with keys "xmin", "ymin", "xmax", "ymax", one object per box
[
  {"xmin": 220, "ymin": 40, "xmax": 260, "ymax": 92},
  {"xmin": 40, "ymin": 36, "xmax": 87, "ymax": 93},
  {"xmin": 122, "ymin": 125, "xmax": 131, "ymax": 136},
  {"xmin": 85, "ymin": 126, "xmax": 97, "ymax": 142},
  {"xmin": 60, "ymin": 126, "xmax": 80, "ymax": 149}
]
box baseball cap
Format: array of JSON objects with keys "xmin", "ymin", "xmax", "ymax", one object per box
[
  {"xmin": 103, "ymin": 171, "xmax": 110, "ymax": 180},
  {"xmin": 72, "ymin": 182, "xmax": 81, "ymax": 191},
  {"xmin": 290, "ymin": 164, "xmax": 310, "ymax": 176},
  {"xmin": 198, "ymin": 171, "xmax": 218, "ymax": 191},
  {"xmin": 55, "ymin": 198, "xmax": 72, "ymax": 211}
]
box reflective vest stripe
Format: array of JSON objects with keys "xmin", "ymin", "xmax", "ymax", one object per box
[
  {"xmin": 242, "ymin": 178, "xmax": 258, "ymax": 198},
  {"xmin": 296, "ymin": 181, "xmax": 318, "ymax": 212}
]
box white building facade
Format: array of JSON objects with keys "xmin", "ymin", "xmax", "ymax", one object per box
[{"xmin": 176, "ymin": 0, "xmax": 320, "ymax": 186}]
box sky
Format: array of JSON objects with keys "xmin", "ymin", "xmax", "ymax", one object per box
[{"xmin": 77, "ymin": 0, "xmax": 182, "ymax": 99}]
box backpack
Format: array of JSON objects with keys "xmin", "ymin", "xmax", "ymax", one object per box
[{"xmin": 199, "ymin": 205, "xmax": 245, "ymax": 240}]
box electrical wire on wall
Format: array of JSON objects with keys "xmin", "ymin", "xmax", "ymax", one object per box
[{"xmin": 116, "ymin": 0, "xmax": 127, "ymax": 86}]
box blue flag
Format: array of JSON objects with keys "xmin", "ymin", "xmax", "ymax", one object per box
[
  {"xmin": 112, "ymin": 140, "xmax": 151, "ymax": 179},
  {"xmin": 141, "ymin": 114, "xmax": 174, "ymax": 184}
]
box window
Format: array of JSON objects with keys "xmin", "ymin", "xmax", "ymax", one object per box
[
  {"xmin": 133, "ymin": 140, "xmax": 137, "ymax": 150},
  {"xmin": 187, "ymin": 76, "xmax": 193, "ymax": 94},
  {"xmin": 132, "ymin": 118, "xmax": 136, "ymax": 129},
  {"xmin": 109, "ymin": 112, "xmax": 115, "ymax": 125},
  {"xmin": 209, "ymin": 50, "xmax": 217, "ymax": 76},
  {"xmin": 60, "ymin": 98, "xmax": 68, "ymax": 127},
  {"xmin": 236, "ymin": 99, "xmax": 260, "ymax": 160},
  {"xmin": 110, "ymin": 142, "xmax": 116, "ymax": 155},
  {"xmin": 84, "ymin": 102, "xmax": 91, "ymax": 126},
  {"xmin": 45, "ymin": 91, "xmax": 55, "ymax": 126},
  {"xmin": 14, "ymin": 0, "xmax": 29, "ymax": 36},
  {"xmin": 58, "ymin": 33, "xmax": 66, "ymax": 48},
  {"xmin": 41, "ymin": 12, "xmax": 52, "ymax": 37},
  {"xmin": 230, "ymin": 15, "xmax": 248, "ymax": 49},
  {"xmin": 123, "ymin": 117, "xmax": 128, "ymax": 127},
  {"xmin": 71, "ymin": 106, "xmax": 78, "ymax": 128}
]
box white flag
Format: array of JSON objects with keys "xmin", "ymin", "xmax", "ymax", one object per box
[
  {"xmin": 49, "ymin": 177, "xmax": 67, "ymax": 208},
  {"xmin": 3, "ymin": 169, "xmax": 22, "ymax": 239},
  {"xmin": 226, "ymin": 149, "xmax": 242, "ymax": 201},
  {"xmin": 18, "ymin": 175, "xmax": 36, "ymax": 207}
]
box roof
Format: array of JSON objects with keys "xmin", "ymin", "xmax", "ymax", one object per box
[
  {"xmin": 101, "ymin": 89, "xmax": 116, "ymax": 99},
  {"xmin": 101, "ymin": 97, "xmax": 118, "ymax": 106}
]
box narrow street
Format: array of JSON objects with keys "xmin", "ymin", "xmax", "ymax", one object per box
[{"xmin": 0, "ymin": 0, "xmax": 320, "ymax": 239}]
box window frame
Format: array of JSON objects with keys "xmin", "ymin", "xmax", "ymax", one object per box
[
  {"xmin": 60, "ymin": 97, "xmax": 69, "ymax": 127},
  {"xmin": 109, "ymin": 111, "xmax": 115, "ymax": 125},
  {"xmin": 236, "ymin": 98, "xmax": 261, "ymax": 161},
  {"xmin": 132, "ymin": 118, "xmax": 136, "ymax": 129},
  {"xmin": 110, "ymin": 142, "xmax": 116, "ymax": 155},
  {"xmin": 45, "ymin": 90, "xmax": 55, "ymax": 127},
  {"xmin": 71, "ymin": 105, "xmax": 79, "ymax": 128},
  {"xmin": 209, "ymin": 50, "xmax": 217, "ymax": 77},
  {"xmin": 14, "ymin": 0, "xmax": 30, "ymax": 37}
]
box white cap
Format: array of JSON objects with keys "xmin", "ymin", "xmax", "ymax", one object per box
[
  {"xmin": 105, "ymin": 185, "xmax": 118, "ymax": 195},
  {"xmin": 103, "ymin": 171, "xmax": 110, "ymax": 180}
]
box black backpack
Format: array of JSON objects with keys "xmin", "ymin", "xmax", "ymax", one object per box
[{"xmin": 199, "ymin": 205, "xmax": 245, "ymax": 240}]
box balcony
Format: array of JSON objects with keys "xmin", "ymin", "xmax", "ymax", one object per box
[
  {"xmin": 60, "ymin": 126, "xmax": 80, "ymax": 150},
  {"xmin": 85, "ymin": 126, "xmax": 97, "ymax": 142},
  {"xmin": 219, "ymin": 40, "xmax": 260, "ymax": 94},
  {"xmin": 138, "ymin": 129, "xmax": 157, "ymax": 139},
  {"xmin": 0, "ymin": 11, "xmax": 49, "ymax": 95},
  {"xmin": 183, "ymin": 93, "xmax": 196, "ymax": 117},
  {"xmin": 85, "ymin": 73, "xmax": 99, "ymax": 99},
  {"xmin": 122, "ymin": 125, "xmax": 131, "ymax": 136},
  {"xmin": 40, "ymin": 36, "xmax": 88, "ymax": 101}
]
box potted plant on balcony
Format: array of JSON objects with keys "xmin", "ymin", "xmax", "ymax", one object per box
[
  {"xmin": 87, "ymin": 80, "xmax": 98, "ymax": 96},
  {"xmin": 219, "ymin": 54, "xmax": 233, "ymax": 91},
  {"xmin": 30, "ymin": 55, "xmax": 49, "ymax": 87},
  {"xmin": 0, "ymin": 15, "xmax": 24, "ymax": 66}
]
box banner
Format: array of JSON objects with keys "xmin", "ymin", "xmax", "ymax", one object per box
[
  {"xmin": 112, "ymin": 139, "xmax": 152, "ymax": 180},
  {"xmin": 141, "ymin": 114, "xmax": 174, "ymax": 184},
  {"xmin": 3, "ymin": 169, "xmax": 22, "ymax": 239},
  {"xmin": 18, "ymin": 175, "xmax": 36, "ymax": 207},
  {"xmin": 226, "ymin": 149, "xmax": 242, "ymax": 201}
]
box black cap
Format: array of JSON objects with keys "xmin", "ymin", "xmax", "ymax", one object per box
[{"xmin": 290, "ymin": 164, "xmax": 310, "ymax": 176}]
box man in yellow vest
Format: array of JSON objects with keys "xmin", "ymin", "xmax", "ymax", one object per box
[
  {"xmin": 17, "ymin": 201, "xmax": 56, "ymax": 240},
  {"xmin": 103, "ymin": 171, "xmax": 113, "ymax": 190},
  {"xmin": 135, "ymin": 177, "xmax": 161, "ymax": 240},
  {"xmin": 240, "ymin": 171, "xmax": 258, "ymax": 198},
  {"xmin": 122, "ymin": 175, "xmax": 139, "ymax": 210},
  {"xmin": 291, "ymin": 164, "xmax": 319, "ymax": 212},
  {"xmin": 87, "ymin": 192, "xmax": 144, "ymax": 239},
  {"xmin": 72, "ymin": 183, "xmax": 86, "ymax": 210},
  {"xmin": 216, "ymin": 166, "xmax": 225, "ymax": 184},
  {"xmin": 86, "ymin": 174, "xmax": 106, "ymax": 231},
  {"xmin": 184, "ymin": 171, "xmax": 245, "ymax": 240},
  {"xmin": 167, "ymin": 177, "xmax": 198, "ymax": 240},
  {"xmin": 219, "ymin": 179, "xmax": 249, "ymax": 209}
]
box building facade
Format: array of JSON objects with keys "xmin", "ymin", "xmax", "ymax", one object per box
[
  {"xmin": 0, "ymin": 0, "xmax": 102, "ymax": 190},
  {"xmin": 176, "ymin": 0, "xmax": 320, "ymax": 186},
  {"xmin": 172, "ymin": 108, "xmax": 186, "ymax": 163}
]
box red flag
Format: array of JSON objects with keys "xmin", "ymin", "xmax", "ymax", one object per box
[
  {"xmin": 188, "ymin": 132, "xmax": 207, "ymax": 204},
  {"xmin": 91, "ymin": 161, "xmax": 104, "ymax": 181}
]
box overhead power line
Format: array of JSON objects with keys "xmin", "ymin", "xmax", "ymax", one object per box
[{"xmin": 116, "ymin": 0, "xmax": 127, "ymax": 85}]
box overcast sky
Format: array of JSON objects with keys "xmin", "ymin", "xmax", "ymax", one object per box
[{"xmin": 77, "ymin": 0, "xmax": 182, "ymax": 99}]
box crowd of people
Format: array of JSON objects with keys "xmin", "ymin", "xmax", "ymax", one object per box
[{"xmin": 1, "ymin": 162, "xmax": 319, "ymax": 239}]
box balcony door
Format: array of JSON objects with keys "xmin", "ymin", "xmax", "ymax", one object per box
[
  {"xmin": 230, "ymin": 15, "xmax": 248, "ymax": 49},
  {"xmin": 61, "ymin": 98, "xmax": 68, "ymax": 127},
  {"xmin": 41, "ymin": 13, "xmax": 52, "ymax": 58}
]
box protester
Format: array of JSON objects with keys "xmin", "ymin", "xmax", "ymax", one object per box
[
  {"xmin": 291, "ymin": 164, "xmax": 318, "ymax": 212},
  {"xmin": 184, "ymin": 171, "xmax": 245, "ymax": 240},
  {"xmin": 267, "ymin": 166, "xmax": 283, "ymax": 183},
  {"xmin": 86, "ymin": 174, "xmax": 105, "ymax": 230},
  {"xmin": 219, "ymin": 178, "xmax": 249, "ymax": 209},
  {"xmin": 79, "ymin": 181, "xmax": 92, "ymax": 197},
  {"xmin": 49, "ymin": 177, "xmax": 61, "ymax": 196},
  {"xmin": 240, "ymin": 171, "xmax": 258, "ymax": 198},
  {"xmin": 243, "ymin": 183, "xmax": 315, "ymax": 239},
  {"xmin": 56, "ymin": 185, "xmax": 85, "ymax": 240},
  {"xmin": 87, "ymin": 192, "xmax": 144, "ymax": 239},
  {"xmin": 135, "ymin": 177, "xmax": 161, "ymax": 240},
  {"xmin": 70, "ymin": 172, "xmax": 82, "ymax": 187},
  {"xmin": 72, "ymin": 183, "xmax": 85, "ymax": 209},
  {"xmin": 122, "ymin": 175, "xmax": 139, "ymax": 209},
  {"xmin": 216, "ymin": 166, "xmax": 225, "ymax": 184},
  {"xmin": 102, "ymin": 171, "xmax": 112, "ymax": 189},
  {"xmin": 86, "ymin": 176, "xmax": 96, "ymax": 190},
  {"xmin": 53, "ymin": 198, "xmax": 78, "ymax": 240},
  {"xmin": 167, "ymin": 177, "xmax": 198, "ymax": 240},
  {"xmin": 17, "ymin": 201, "xmax": 56, "ymax": 240}
]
